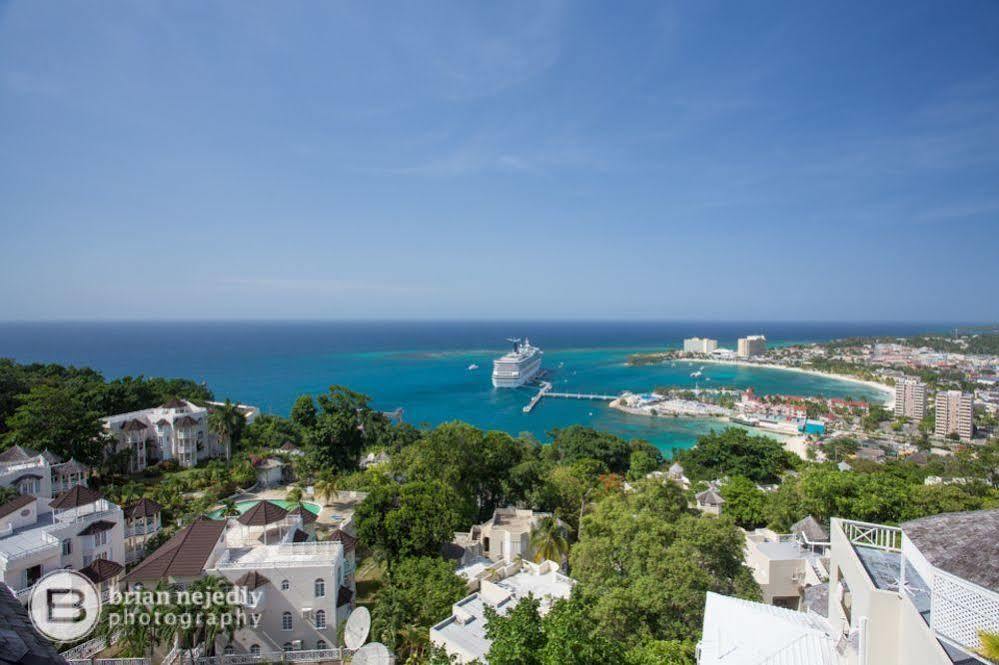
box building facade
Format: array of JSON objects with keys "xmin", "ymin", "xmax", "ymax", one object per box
[
  {"xmin": 683, "ymin": 337, "xmax": 718, "ymax": 354},
  {"xmin": 934, "ymin": 391, "xmax": 974, "ymax": 441},
  {"xmin": 452, "ymin": 508, "xmax": 558, "ymax": 564},
  {"xmin": 894, "ymin": 378, "xmax": 928, "ymax": 420},
  {"xmin": 737, "ymin": 335, "xmax": 767, "ymax": 357}
]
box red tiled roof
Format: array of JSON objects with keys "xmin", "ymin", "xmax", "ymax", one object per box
[
  {"xmin": 80, "ymin": 558, "xmax": 124, "ymax": 584},
  {"xmin": 123, "ymin": 517, "xmax": 226, "ymax": 584},
  {"xmin": 123, "ymin": 498, "xmax": 163, "ymax": 520},
  {"xmin": 50, "ymin": 485, "xmax": 103, "ymax": 510}
]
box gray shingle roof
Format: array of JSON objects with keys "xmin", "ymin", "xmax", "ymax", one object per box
[
  {"xmin": 0, "ymin": 584, "xmax": 67, "ymax": 665},
  {"xmin": 901, "ymin": 509, "xmax": 999, "ymax": 591},
  {"xmin": 791, "ymin": 516, "xmax": 829, "ymax": 543}
]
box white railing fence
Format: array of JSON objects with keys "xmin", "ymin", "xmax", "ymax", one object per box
[
  {"xmin": 195, "ymin": 648, "xmax": 347, "ymax": 665},
  {"xmin": 840, "ymin": 520, "xmax": 901, "ymax": 551},
  {"xmin": 930, "ymin": 569, "xmax": 999, "ymax": 654}
]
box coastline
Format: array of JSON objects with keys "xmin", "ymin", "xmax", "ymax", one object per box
[{"xmin": 673, "ymin": 358, "xmax": 895, "ymax": 404}]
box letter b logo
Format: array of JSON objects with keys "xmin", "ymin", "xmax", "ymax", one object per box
[{"xmin": 29, "ymin": 571, "xmax": 101, "ymax": 641}]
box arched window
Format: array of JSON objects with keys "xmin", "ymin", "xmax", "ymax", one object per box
[
  {"xmin": 315, "ymin": 610, "xmax": 326, "ymax": 629},
  {"xmin": 281, "ymin": 579, "xmax": 290, "ymax": 591},
  {"xmin": 314, "ymin": 578, "xmax": 325, "ymax": 597},
  {"xmin": 282, "ymin": 612, "xmax": 293, "ymax": 630},
  {"xmin": 249, "ymin": 645, "xmax": 260, "ymax": 656},
  {"xmin": 282, "ymin": 643, "xmax": 292, "ymax": 652},
  {"xmin": 223, "ymin": 645, "xmax": 234, "ymax": 656},
  {"xmin": 316, "ymin": 641, "xmax": 328, "ymax": 651}
]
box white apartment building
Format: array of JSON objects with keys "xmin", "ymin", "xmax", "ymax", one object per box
[
  {"xmin": 452, "ymin": 508, "xmax": 558, "ymax": 564},
  {"xmin": 737, "ymin": 335, "xmax": 767, "ymax": 358},
  {"xmin": 934, "ymin": 391, "xmax": 974, "ymax": 441},
  {"xmin": 0, "ymin": 445, "xmax": 91, "ymax": 497},
  {"xmin": 0, "ymin": 485, "xmax": 126, "ymax": 604},
  {"xmin": 122, "ymin": 497, "xmax": 163, "ymax": 564},
  {"xmin": 895, "ymin": 378, "xmax": 928, "ymax": 420},
  {"xmin": 124, "ymin": 503, "xmax": 358, "ymax": 661},
  {"xmin": 743, "ymin": 517, "xmax": 830, "ymax": 608},
  {"xmin": 698, "ymin": 509, "xmax": 999, "ymax": 665},
  {"xmin": 104, "ymin": 399, "xmax": 232, "ymax": 472},
  {"xmin": 684, "ymin": 337, "xmax": 718, "ymax": 354},
  {"xmin": 430, "ymin": 560, "xmax": 575, "ymax": 664}
]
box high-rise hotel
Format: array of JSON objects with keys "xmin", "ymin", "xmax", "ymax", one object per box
[
  {"xmin": 737, "ymin": 335, "xmax": 766, "ymax": 358},
  {"xmin": 894, "ymin": 377, "xmax": 927, "ymax": 419},
  {"xmin": 934, "ymin": 390, "xmax": 974, "ymax": 441}
]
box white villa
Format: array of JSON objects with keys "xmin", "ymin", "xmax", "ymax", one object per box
[
  {"xmin": 0, "ymin": 445, "xmax": 92, "ymax": 497},
  {"xmin": 0, "ymin": 484, "xmax": 126, "ymax": 604},
  {"xmin": 123, "ymin": 501, "xmax": 358, "ymax": 660},
  {"xmin": 103, "ymin": 399, "xmax": 236, "ymax": 472},
  {"xmin": 430, "ymin": 559, "xmax": 575, "ymax": 664},
  {"xmin": 452, "ymin": 508, "xmax": 559, "ymax": 565},
  {"xmin": 743, "ymin": 516, "xmax": 830, "ymax": 609},
  {"xmin": 698, "ymin": 509, "xmax": 999, "ymax": 665}
]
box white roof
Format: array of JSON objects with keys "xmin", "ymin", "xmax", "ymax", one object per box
[{"xmin": 698, "ymin": 592, "xmax": 836, "ymax": 665}]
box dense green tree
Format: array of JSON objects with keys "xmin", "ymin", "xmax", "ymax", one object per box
[
  {"xmin": 485, "ymin": 596, "xmax": 545, "ymax": 665},
  {"xmin": 290, "ymin": 394, "xmax": 317, "ymax": 429},
  {"xmin": 355, "ymin": 480, "xmax": 464, "ymax": 564},
  {"xmin": 719, "ymin": 476, "xmax": 768, "ymax": 529},
  {"xmin": 305, "ymin": 385, "xmax": 373, "ymax": 471},
  {"xmin": 537, "ymin": 594, "xmax": 625, "ymax": 665},
  {"xmin": 628, "ymin": 447, "xmax": 662, "ymax": 480},
  {"xmin": 546, "ymin": 426, "xmax": 633, "ymax": 473},
  {"xmin": 3, "ymin": 383, "xmax": 104, "ymax": 464},
  {"xmin": 241, "ymin": 413, "xmax": 303, "ymax": 450},
  {"xmin": 624, "ymin": 640, "xmax": 696, "ymax": 665},
  {"xmin": 676, "ymin": 428, "xmax": 795, "ymax": 484},
  {"xmin": 371, "ymin": 557, "xmax": 467, "ymax": 658}
]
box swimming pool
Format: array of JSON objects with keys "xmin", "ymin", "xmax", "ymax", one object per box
[{"xmin": 207, "ymin": 499, "xmax": 322, "ymax": 520}]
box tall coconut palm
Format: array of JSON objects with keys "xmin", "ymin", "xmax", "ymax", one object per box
[
  {"xmin": 530, "ymin": 516, "xmax": 569, "ymax": 564},
  {"xmin": 189, "ymin": 576, "xmax": 237, "ymax": 656},
  {"xmin": 314, "ymin": 471, "xmax": 339, "ymax": 506},
  {"xmin": 285, "ymin": 485, "xmax": 304, "ymax": 509},
  {"xmin": 220, "ymin": 499, "xmax": 240, "ymax": 519},
  {"xmin": 207, "ymin": 399, "xmax": 244, "ymax": 462}
]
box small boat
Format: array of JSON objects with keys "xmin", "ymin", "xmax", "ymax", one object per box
[
  {"xmin": 690, "ymin": 371, "xmax": 703, "ymax": 378},
  {"xmin": 468, "ymin": 364, "xmax": 479, "ymax": 371}
]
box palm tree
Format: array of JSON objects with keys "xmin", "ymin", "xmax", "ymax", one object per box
[
  {"xmin": 207, "ymin": 400, "xmax": 244, "ymax": 462},
  {"xmin": 978, "ymin": 630, "xmax": 999, "ymax": 662},
  {"xmin": 314, "ymin": 471, "xmax": 339, "ymax": 506},
  {"xmin": 220, "ymin": 499, "xmax": 240, "ymax": 519},
  {"xmin": 285, "ymin": 485, "xmax": 304, "ymax": 509},
  {"xmin": 189, "ymin": 576, "xmax": 237, "ymax": 656},
  {"xmin": 530, "ymin": 516, "xmax": 569, "ymax": 564},
  {"xmin": 397, "ymin": 624, "xmax": 428, "ymax": 662}
]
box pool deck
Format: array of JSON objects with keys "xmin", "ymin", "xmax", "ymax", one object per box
[{"xmin": 226, "ymin": 485, "xmax": 368, "ymax": 530}]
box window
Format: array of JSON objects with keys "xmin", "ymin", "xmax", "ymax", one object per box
[
  {"xmin": 95, "ymin": 531, "xmax": 108, "ymax": 546},
  {"xmin": 223, "ymin": 646, "xmax": 234, "ymax": 656},
  {"xmin": 314, "ymin": 578, "xmax": 325, "ymax": 597},
  {"xmin": 249, "ymin": 645, "xmax": 260, "ymax": 656},
  {"xmin": 62, "ymin": 539, "xmax": 72, "ymax": 556},
  {"xmin": 19, "ymin": 479, "xmax": 38, "ymax": 495},
  {"xmin": 315, "ymin": 610, "xmax": 326, "ymax": 629},
  {"xmin": 282, "ymin": 612, "xmax": 293, "ymax": 630},
  {"xmin": 280, "ymin": 579, "xmax": 290, "ymax": 591},
  {"xmin": 316, "ymin": 641, "xmax": 327, "ymax": 651},
  {"xmin": 282, "ymin": 643, "xmax": 292, "ymax": 653}
]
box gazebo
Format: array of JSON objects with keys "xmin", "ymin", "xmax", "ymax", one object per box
[{"xmin": 235, "ymin": 501, "xmax": 291, "ymax": 544}]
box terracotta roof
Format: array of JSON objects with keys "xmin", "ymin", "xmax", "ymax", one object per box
[
  {"xmin": 336, "ymin": 585, "xmax": 354, "ymax": 607},
  {"xmin": 328, "ymin": 529, "xmax": 357, "ymax": 551},
  {"xmin": 288, "ymin": 505, "xmax": 317, "ymax": 525},
  {"xmin": 236, "ymin": 501, "xmax": 288, "ymax": 526},
  {"xmin": 124, "ymin": 517, "xmax": 226, "ymax": 584},
  {"xmin": 901, "ymin": 509, "xmax": 999, "ymax": 591},
  {"xmin": 161, "ymin": 398, "xmax": 189, "ymax": 409},
  {"xmin": 121, "ymin": 419, "xmax": 148, "ymax": 432},
  {"xmin": 234, "ymin": 571, "xmax": 270, "ymax": 591},
  {"xmin": 123, "ymin": 498, "xmax": 163, "ymax": 520},
  {"xmin": 0, "ymin": 495, "xmax": 35, "ymax": 520},
  {"xmin": 79, "ymin": 559, "xmax": 124, "ymax": 585},
  {"xmin": 77, "ymin": 520, "xmax": 116, "ymax": 536},
  {"xmin": 50, "ymin": 485, "xmax": 102, "ymax": 510},
  {"xmin": 0, "ymin": 584, "xmax": 68, "ymax": 665},
  {"xmin": 291, "ymin": 529, "xmax": 309, "ymax": 543},
  {"xmin": 174, "ymin": 415, "xmax": 200, "ymax": 427}
]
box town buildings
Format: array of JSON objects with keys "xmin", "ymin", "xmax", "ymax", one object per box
[
  {"xmin": 698, "ymin": 508, "xmax": 999, "ymax": 664},
  {"xmin": 103, "ymin": 399, "xmax": 234, "ymax": 472},
  {"xmin": 737, "ymin": 335, "xmax": 767, "ymax": 358},
  {"xmin": 429, "ymin": 559, "xmax": 574, "ymax": 664},
  {"xmin": 934, "ymin": 390, "xmax": 974, "ymax": 441},
  {"xmin": 894, "ymin": 378, "xmax": 928, "ymax": 420},
  {"xmin": 683, "ymin": 337, "xmax": 718, "ymax": 354}
]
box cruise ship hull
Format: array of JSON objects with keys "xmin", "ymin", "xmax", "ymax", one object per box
[
  {"xmin": 492, "ymin": 340, "xmax": 543, "ymax": 388},
  {"xmin": 491, "ymin": 362, "xmax": 542, "ymax": 388}
]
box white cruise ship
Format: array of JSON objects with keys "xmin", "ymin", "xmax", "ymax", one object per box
[{"xmin": 492, "ymin": 338, "xmax": 543, "ymax": 388}]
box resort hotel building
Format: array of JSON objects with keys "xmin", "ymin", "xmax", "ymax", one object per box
[
  {"xmin": 934, "ymin": 391, "xmax": 974, "ymax": 441},
  {"xmin": 737, "ymin": 334, "xmax": 767, "ymax": 357},
  {"xmin": 451, "ymin": 508, "xmax": 558, "ymax": 566},
  {"xmin": 698, "ymin": 508, "xmax": 999, "ymax": 665},
  {"xmin": 683, "ymin": 337, "xmax": 718, "ymax": 354},
  {"xmin": 895, "ymin": 378, "xmax": 928, "ymax": 420}
]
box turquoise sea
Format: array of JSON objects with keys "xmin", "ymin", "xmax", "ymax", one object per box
[{"xmin": 0, "ymin": 321, "xmax": 942, "ymax": 453}]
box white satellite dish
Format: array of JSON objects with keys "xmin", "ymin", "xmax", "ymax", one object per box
[
  {"xmin": 351, "ymin": 643, "xmax": 391, "ymax": 665},
  {"xmin": 343, "ymin": 606, "xmax": 371, "ymax": 651}
]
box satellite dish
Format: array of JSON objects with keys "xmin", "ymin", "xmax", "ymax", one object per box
[
  {"xmin": 343, "ymin": 606, "xmax": 371, "ymax": 651},
  {"xmin": 351, "ymin": 643, "xmax": 391, "ymax": 665}
]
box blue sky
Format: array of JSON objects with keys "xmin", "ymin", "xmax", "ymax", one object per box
[{"xmin": 1, "ymin": 1, "xmax": 997, "ymax": 321}]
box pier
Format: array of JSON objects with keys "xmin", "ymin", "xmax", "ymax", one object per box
[{"xmin": 522, "ymin": 381, "xmax": 617, "ymax": 413}]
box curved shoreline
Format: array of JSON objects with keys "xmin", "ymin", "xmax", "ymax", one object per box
[{"xmin": 678, "ymin": 358, "xmax": 894, "ymax": 404}]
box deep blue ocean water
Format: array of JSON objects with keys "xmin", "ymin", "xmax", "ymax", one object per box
[{"xmin": 0, "ymin": 321, "xmax": 948, "ymax": 453}]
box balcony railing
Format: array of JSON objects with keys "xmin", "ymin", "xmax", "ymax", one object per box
[
  {"xmin": 930, "ymin": 568, "xmax": 999, "ymax": 656},
  {"xmin": 839, "ymin": 519, "xmax": 901, "ymax": 551},
  {"xmin": 193, "ymin": 649, "xmax": 354, "ymax": 665}
]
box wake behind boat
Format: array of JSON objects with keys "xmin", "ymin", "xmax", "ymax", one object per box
[{"xmin": 492, "ymin": 338, "xmax": 543, "ymax": 388}]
